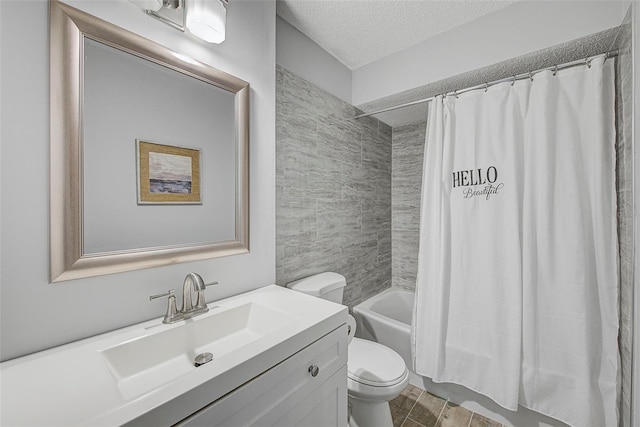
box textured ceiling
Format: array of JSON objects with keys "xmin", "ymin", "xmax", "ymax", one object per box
[{"xmin": 276, "ymin": 0, "xmax": 518, "ymax": 70}]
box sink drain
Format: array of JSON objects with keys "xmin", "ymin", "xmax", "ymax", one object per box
[{"xmin": 194, "ymin": 352, "xmax": 213, "ymax": 367}]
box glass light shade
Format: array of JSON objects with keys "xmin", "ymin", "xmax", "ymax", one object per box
[
  {"xmin": 130, "ymin": 0, "xmax": 163, "ymax": 12},
  {"xmin": 187, "ymin": 0, "xmax": 226, "ymax": 44}
]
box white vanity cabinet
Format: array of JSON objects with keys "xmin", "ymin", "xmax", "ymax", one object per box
[{"xmin": 176, "ymin": 324, "xmax": 348, "ymax": 427}]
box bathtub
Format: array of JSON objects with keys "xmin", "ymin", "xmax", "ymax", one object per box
[
  {"xmin": 352, "ymin": 287, "xmax": 414, "ymax": 369},
  {"xmin": 352, "ymin": 287, "xmax": 569, "ymax": 427}
]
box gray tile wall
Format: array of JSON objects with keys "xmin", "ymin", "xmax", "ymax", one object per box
[
  {"xmin": 276, "ymin": 65, "xmax": 392, "ymax": 308},
  {"xmin": 391, "ymin": 122, "xmax": 426, "ymax": 291},
  {"xmin": 613, "ymin": 8, "xmax": 633, "ymax": 427}
]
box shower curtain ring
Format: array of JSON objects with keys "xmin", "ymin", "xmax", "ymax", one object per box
[
  {"xmin": 553, "ymin": 65, "xmax": 558, "ymax": 76},
  {"xmin": 529, "ymin": 72, "xmax": 534, "ymax": 82},
  {"xmin": 484, "ymin": 83, "xmax": 488, "ymax": 93},
  {"xmin": 511, "ymin": 76, "xmax": 516, "ymax": 86},
  {"xmin": 454, "ymin": 90, "xmax": 459, "ymax": 99},
  {"xmin": 585, "ymin": 57, "xmax": 592, "ymax": 68}
]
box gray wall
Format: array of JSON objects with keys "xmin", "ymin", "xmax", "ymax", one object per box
[
  {"xmin": 276, "ymin": 65, "xmax": 391, "ymax": 308},
  {"xmin": 276, "ymin": 16, "xmax": 352, "ymax": 104},
  {"xmin": 352, "ymin": 1, "xmax": 629, "ymax": 105},
  {"xmin": 83, "ymin": 38, "xmax": 235, "ymax": 253},
  {"xmin": 613, "ymin": 6, "xmax": 634, "ymax": 427},
  {"xmin": 0, "ymin": 0, "xmax": 276, "ymax": 361}
]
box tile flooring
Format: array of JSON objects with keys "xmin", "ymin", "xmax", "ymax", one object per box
[{"xmin": 390, "ymin": 384, "xmax": 503, "ymax": 427}]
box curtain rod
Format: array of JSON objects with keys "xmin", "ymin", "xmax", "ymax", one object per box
[{"xmin": 351, "ymin": 49, "xmax": 619, "ymax": 120}]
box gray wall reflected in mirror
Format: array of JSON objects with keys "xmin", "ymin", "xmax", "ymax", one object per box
[{"xmin": 82, "ymin": 38, "xmax": 235, "ymax": 254}]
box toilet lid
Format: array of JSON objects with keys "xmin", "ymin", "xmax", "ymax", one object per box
[{"xmin": 348, "ymin": 338, "xmax": 407, "ymax": 387}]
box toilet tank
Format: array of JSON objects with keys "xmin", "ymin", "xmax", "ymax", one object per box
[{"xmin": 286, "ymin": 272, "xmax": 346, "ymax": 304}]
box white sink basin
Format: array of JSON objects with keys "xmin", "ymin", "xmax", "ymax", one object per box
[{"xmin": 101, "ymin": 302, "xmax": 295, "ymax": 398}]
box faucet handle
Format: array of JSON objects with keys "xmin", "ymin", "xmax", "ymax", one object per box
[
  {"xmin": 150, "ymin": 289, "xmax": 181, "ymax": 324},
  {"xmin": 149, "ymin": 289, "xmax": 175, "ymax": 301},
  {"xmin": 195, "ymin": 281, "xmax": 219, "ymax": 310}
]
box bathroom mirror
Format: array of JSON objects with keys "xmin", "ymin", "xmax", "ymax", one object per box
[{"xmin": 50, "ymin": 0, "xmax": 249, "ymax": 282}]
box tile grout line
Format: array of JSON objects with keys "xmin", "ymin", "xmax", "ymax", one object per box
[
  {"xmin": 400, "ymin": 389, "xmax": 424, "ymax": 427},
  {"xmin": 434, "ymin": 399, "xmax": 448, "ymax": 427},
  {"xmin": 467, "ymin": 412, "xmax": 475, "ymax": 427}
]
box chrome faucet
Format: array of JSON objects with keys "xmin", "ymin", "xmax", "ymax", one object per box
[
  {"xmin": 150, "ymin": 273, "xmax": 219, "ymax": 323},
  {"xmin": 182, "ymin": 272, "xmax": 211, "ymax": 315}
]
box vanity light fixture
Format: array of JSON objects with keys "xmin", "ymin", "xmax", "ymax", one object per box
[
  {"xmin": 186, "ymin": 0, "xmax": 226, "ymax": 44},
  {"xmin": 130, "ymin": 0, "xmax": 227, "ymax": 44}
]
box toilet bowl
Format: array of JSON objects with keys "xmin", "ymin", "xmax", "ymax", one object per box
[
  {"xmin": 287, "ymin": 273, "xmax": 408, "ymax": 427},
  {"xmin": 347, "ymin": 337, "xmax": 409, "ymax": 427}
]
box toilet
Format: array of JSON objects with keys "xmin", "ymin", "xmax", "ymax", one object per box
[{"xmin": 287, "ymin": 272, "xmax": 409, "ymax": 427}]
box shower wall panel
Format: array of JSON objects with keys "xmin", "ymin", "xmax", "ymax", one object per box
[
  {"xmin": 275, "ymin": 65, "xmax": 392, "ymax": 308},
  {"xmin": 613, "ymin": 6, "xmax": 633, "ymax": 427},
  {"xmin": 391, "ymin": 122, "xmax": 426, "ymax": 291}
]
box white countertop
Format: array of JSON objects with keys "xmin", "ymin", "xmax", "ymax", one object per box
[{"xmin": 0, "ymin": 285, "xmax": 347, "ymax": 426}]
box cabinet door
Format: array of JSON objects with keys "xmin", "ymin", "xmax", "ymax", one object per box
[
  {"xmin": 273, "ymin": 365, "xmax": 347, "ymax": 427},
  {"xmin": 176, "ymin": 324, "xmax": 348, "ymax": 427}
]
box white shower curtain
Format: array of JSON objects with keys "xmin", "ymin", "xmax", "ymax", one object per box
[{"xmin": 411, "ymin": 56, "xmax": 618, "ymax": 427}]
